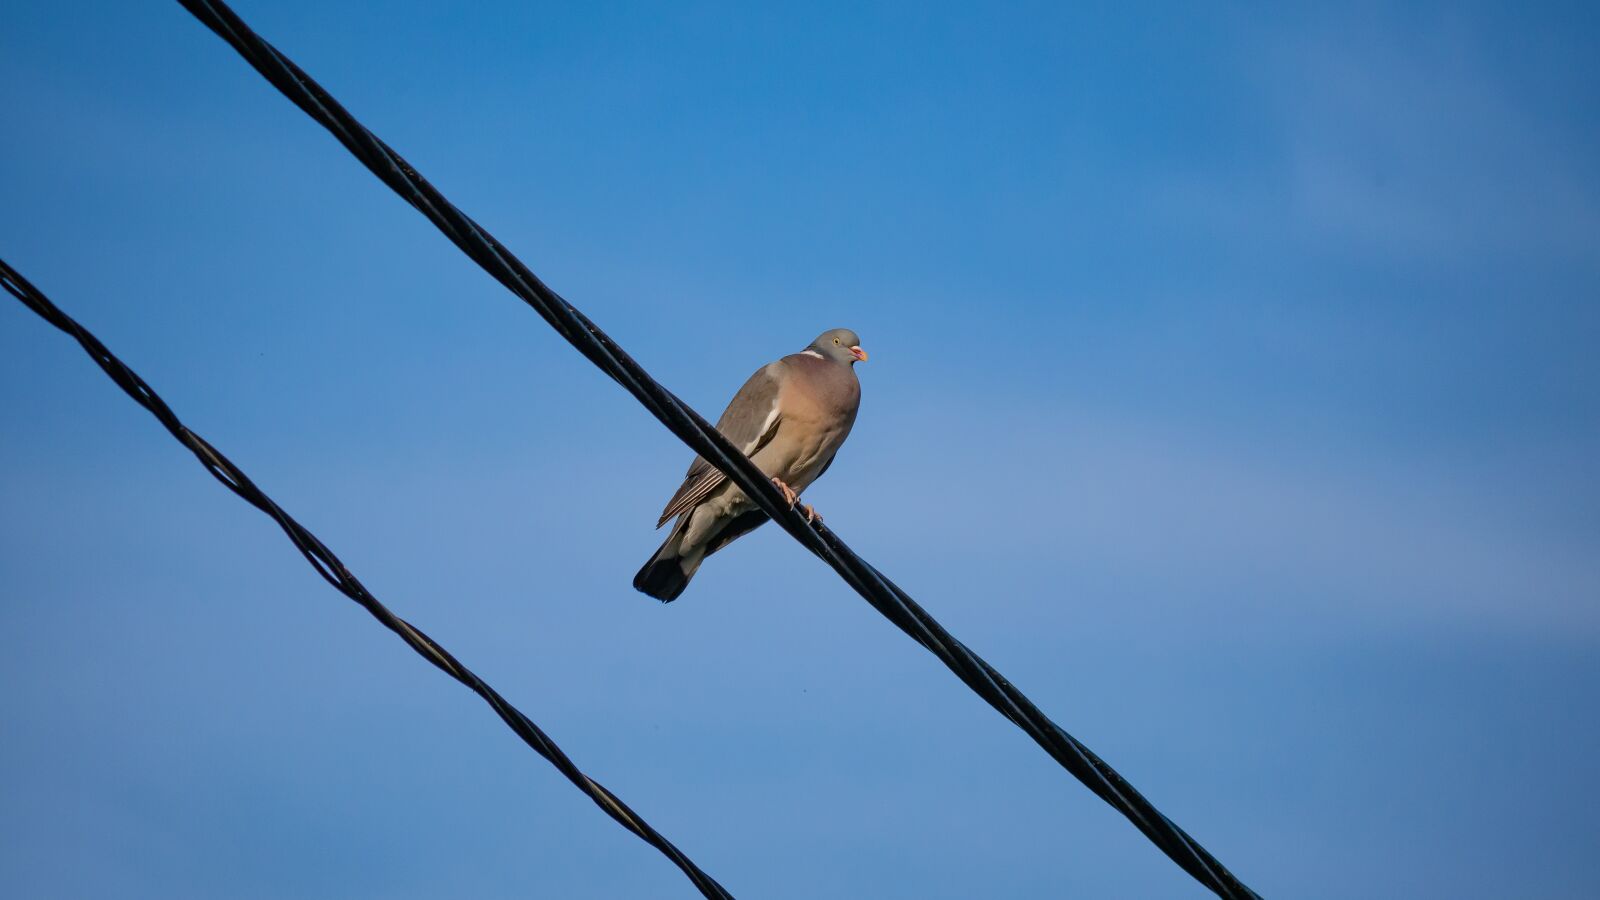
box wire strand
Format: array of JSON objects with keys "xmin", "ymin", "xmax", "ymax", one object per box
[
  {"xmin": 0, "ymin": 258, "xmax": 735, "ymax": 900},
  {"xmin": 173, "ymin": 2, "xmax": 1261, "ymax": 894}
]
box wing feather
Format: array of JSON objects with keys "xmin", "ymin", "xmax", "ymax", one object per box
[{"xmin": 655, "ymin": 362, "xmax": 785, "ymax": 527}]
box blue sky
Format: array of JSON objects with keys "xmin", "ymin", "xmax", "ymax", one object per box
[{"xmin": 3, "ymin": 1, "xmax": 1598, "ymax": 897}]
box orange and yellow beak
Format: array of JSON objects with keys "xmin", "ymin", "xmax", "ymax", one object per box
[{"xmin": 849, "ymin": 345, "xmax": 868, "ymax": 362}]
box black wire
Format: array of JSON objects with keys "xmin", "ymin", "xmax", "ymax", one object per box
[
  {"xmin": 169, "ymin": 2, "xmax": 1262, "ymax": 895},
  {"xmin": 0, "ymin": 258, "xmax": 735, "ymax": 900}
]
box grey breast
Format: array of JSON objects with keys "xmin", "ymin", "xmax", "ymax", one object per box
[{"xmin": 771, "ymin": 352, "xmax": 860, "ymax": 487}]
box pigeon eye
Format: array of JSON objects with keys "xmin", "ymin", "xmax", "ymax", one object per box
[{"xmin": 833, "ymin": 338, "xmax": 840, "ymax": 344}]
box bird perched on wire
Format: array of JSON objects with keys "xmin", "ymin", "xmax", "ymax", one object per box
[{"xmin": 634, "ymin": 328, "xmax": 867, "ymax": 602}]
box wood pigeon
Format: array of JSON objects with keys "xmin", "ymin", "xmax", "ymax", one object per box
[{"xmin": 634, "ymin": 328, "xmax": 867, "ymax": 602}]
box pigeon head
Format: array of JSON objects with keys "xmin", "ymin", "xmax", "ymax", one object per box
[{"xmin": 807, "ymin": 328, "xmax": 867, "ymax": 365}]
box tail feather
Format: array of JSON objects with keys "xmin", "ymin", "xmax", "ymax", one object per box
[
  {"xmin": 633, "ymin": 519, "xmax": 702, "ymax": 602},
  {"xmin": 635, "ymin": 508, "xmax": 768, "ymax": 602},
  {"xmin": 633, "ymin": 554, "xmax": 693, "ymax": 602}
]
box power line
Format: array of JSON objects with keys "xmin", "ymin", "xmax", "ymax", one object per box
[
  {"xmin": 148, "ymin": 0, "xmax": 1249, "ymax": 893},
  {"xmin": 0, "ymin": 258, "xmax": 735, "ymax": 900},
  {"xmin": 172, "ymin": 1, "xmax": 1261, "ymax": 895}
]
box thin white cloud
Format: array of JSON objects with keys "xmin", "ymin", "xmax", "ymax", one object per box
[
  {"xmin": 834, "ymin": 404, "xmax": 1600, "ymax": 639},
  {"xmin": 1145, "ymin": 11, "xmax": 1600, "ymax": 267},
  {"xmin": 1279, "ymin": 21, "xmax": 1600, "ymax": 262}
]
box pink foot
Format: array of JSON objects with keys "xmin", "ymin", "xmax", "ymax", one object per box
[{"xmin": 771, "ymin": 476, "xmax": 799, "ymax": 507}]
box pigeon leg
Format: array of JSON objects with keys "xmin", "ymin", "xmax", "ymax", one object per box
[
  {"xmin": 771, "ymin": 476, "xmax": 799, "ymax": 507},
  {"xmin": 801, "ymin": 503, "xmax": 822, "ymax": 524}
]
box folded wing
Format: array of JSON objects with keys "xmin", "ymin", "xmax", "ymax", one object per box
[{"xmin": 655, "ymin": 362, "xmax": 785, "ymax": 528}]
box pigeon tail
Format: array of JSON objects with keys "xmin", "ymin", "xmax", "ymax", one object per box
[
  {"xmin": 633, "ymin": 521, "xmax": 705, "ymax": 602},
  {"xmin": 633, "ymin": 555, "xmax": 692, "ymax": 602}
]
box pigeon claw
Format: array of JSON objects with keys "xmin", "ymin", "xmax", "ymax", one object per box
[
  {"xmin": 771, "ymin": 476, "xmax": 799, "ymax": 508},
  {"xmin": 801, "ymin": 504, "xmax": 822, "ymax": 525}
]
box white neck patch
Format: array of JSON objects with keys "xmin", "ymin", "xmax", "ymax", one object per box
[{"xmin": 801, "ymin": 349, "xmax": 825, "ymax": 359}]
